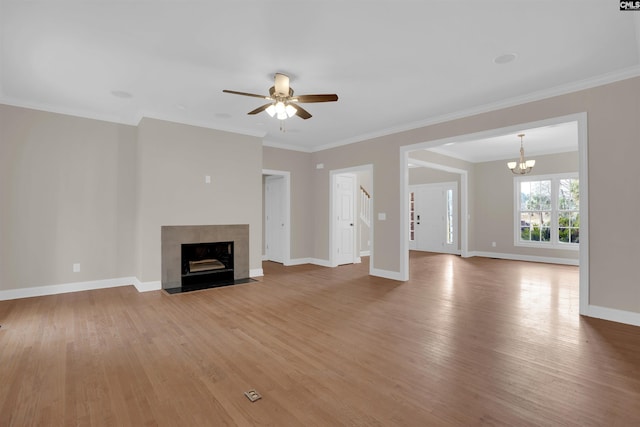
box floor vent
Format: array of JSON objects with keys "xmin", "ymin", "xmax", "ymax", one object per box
[{"xmin": 244, "ymin": 389, "xmax": 261, "ymax": 402}]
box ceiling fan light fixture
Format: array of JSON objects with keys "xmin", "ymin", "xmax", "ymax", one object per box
[
  {"xmin": 266, "ymin": 104, "xmax": 276, "ymax": 117},
  {"xmin": 276, "ymin": 111, "xmax": 288, "ymax": 120},
  {"xmin": 275, "ymin": 101, "xmax": 286, "ymax": 114},
  {"xmin": 285, "ymin": 104, "xmax": 297, "ymax": 118}
]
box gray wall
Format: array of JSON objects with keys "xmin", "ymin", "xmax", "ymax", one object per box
[
  {"xmin": 2, "ymin": 74, "xmax": 640, "ymax": 316},
  {"xmin": 262, "ymin": 146, "xmax": 314, "ymax": 260},
  {"xmin": 0, "ymin": 105, "xmax": 137, "ymax": 289},
  {"xmin": 310, "ymin": 76, "xmax": 640, "ymax": 314},
  {"xmin": 473, "ymin": 151, "xmax": 579, "ymax": 259},
  {"xmin": 136, "ymin": 118, "xmax": 262, "ymax": 282},
  {"xmin": 0, "ymin": 107, "xmax": 262, "ymax": 290}
]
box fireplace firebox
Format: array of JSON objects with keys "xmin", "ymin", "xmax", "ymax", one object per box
[{"xmin": 181, "ymin": 241, "xmax": 234, "ymax": 288}]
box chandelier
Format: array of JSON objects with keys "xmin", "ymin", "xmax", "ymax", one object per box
[{"xmin": 507, "ymin": 133, "xmax": 535, "ymax": 175}]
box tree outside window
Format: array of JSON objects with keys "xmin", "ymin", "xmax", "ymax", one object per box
[{"xmin": 516, "ymin": 174, "xmax": 579, "ymax": 249}]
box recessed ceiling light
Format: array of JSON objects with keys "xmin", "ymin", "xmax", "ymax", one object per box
[
  {"xmin": 110, "ymin": 90, "xmax": 133, "ymax": 99},
  {"xmin": 493, "ymin": 53, "xmax": 517, "ymax": 65}
]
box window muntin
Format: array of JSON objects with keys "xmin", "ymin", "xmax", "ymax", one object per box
[{"xmin": 515, "ymin": 174, "xmax": 579, "ymax": 249}]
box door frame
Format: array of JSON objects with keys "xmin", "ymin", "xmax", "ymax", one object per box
[
  {"xmin": 329, "ymin": 164, "xmax": 374, "ymax": 272},
  {"xmin": 410, "ymin": 181, "xmax": 459, "ymax": 254},
  {"xmin": 399, "ymin": 112, "xmax": 588, "ymax": 317},
  {"xmin": 262, "ymin": 169, "xmax": 291, "ymax": 265},
  {"xmin": 264, "ymin": 175, "xmax": 285, "ymax": 263}
]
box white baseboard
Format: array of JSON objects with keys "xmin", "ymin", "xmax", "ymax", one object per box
[
  {"xmin": 583, "ymin": 304, "xmax": 640, "ymax": 327},
  {"xmin": 468, "ymin": 251, "xmax": 579, "ymax": 266},
  {"xmin": 285, "ymin": 257, "xmax": 312, "ymax": 266},
  {"xmin": 370, "ymin": 268, "xmax": 404, "ymax": 281},
  {"xmin": 250, "ymin": 268, "xmax": 264, "ymax": 277},
  {"xmin": 310, "ymin": 258, "xmax": 334, "ymax": 267},
  {"xmin": 0, "ymin": 277, "xmax": 139, "ymax": 301},
  {"xmin": 360, "ymin": 250, "xmax": 371, "ymax": 257},
  {"xmin": 262, "ymin": 254, "xmax": 268, "ymax": 261},
  {"xmin": 133, "ymin": 279, "xmax": 161, "ymax": 292}
]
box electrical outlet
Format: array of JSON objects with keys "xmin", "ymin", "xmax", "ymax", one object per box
[
  {"xmin": 73, "ymin": 263, "xmax": 81, "ymax": 272},
  {"xmin": 492, "ymin": 242, "xmax": 496, "ymax": 247}
]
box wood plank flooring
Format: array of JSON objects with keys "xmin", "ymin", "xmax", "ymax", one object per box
[{"xmin": 1, "ymin": 252, "xmax": 639, "ymax": 426}]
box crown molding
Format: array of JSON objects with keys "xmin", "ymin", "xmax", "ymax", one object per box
[
  {"xmin": 3, "ymin": 65, "xmax": 640, "ymax": 153},
  {"xmin": 262, "ymin": 139, "xmax": 313, "ymax": 153},
  {"xmin": 311, "ymin": 65, "xmax": 640, "ymax": 153},
  {"xmin": 134, "ymin": 111, "xmax": 267, "ymax": 139},
  {"xmin": 0, "ymin": 96, "xmax": 267, "ymax": 139},
  {"xmin": 0, "ymin": 95, "xmax": 139, "ymax": 125}
]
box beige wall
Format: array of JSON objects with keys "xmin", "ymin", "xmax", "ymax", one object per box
[
  {"xmin": 262, "ymin": 146, "xmax": 314, "ymax": 260},
  {"xmin": 0, "ymin": 105, "xmax": 137, "ymax": 289},
  {"xmin": 473, "ymin": 151, "xmax": 579, "ymax": 259},
  {"xmin": 0, "ymin": 107, "xmax": 262, "ymax": 291},
  {"xmin": 136, "ymin": 118, "xmax": 262, "ymax": 282},
  {"xmin": 311, "ymin": 140, "xmax": 399, "ymax": 270},
  {"xmin": 2, "ymin": 75, "xmax": 640, "ymax": 315},
  {"xmin": 312, "ymin": 77, "xmax": 640, "ymax": 313}
]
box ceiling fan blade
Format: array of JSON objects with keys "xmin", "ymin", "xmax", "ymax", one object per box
[
  {"xmin": 223, "ymin": 89, "xmax": 270, "ymax": 100},
  {"xmin": 247, "ymin": 103, "xmax": 272, "ymax": 115},
  {"xmin": 293, "ymin": 94, "xmax": 339, "ymax": 103},
  {"xmin": 274, "ymin": 73, "xmax": 290, "ymax": 96},
  {"xmin": 290, "ymin": 103, "xmax": 312, "ymax": 119}
]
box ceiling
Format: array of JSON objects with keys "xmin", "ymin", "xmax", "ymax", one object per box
[
  {"xmin": 424, "ymin": 121, "xmax": 578, "ymax": 163},
  {"xmin": 1, "ymin": 1, "xmax": 639, "ymax": 153}
]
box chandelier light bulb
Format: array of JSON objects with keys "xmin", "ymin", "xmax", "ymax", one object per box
[
  {"xmin": 285, "ymin": 104, "xmax": 297, "ymax": 118},
  {"xmin": 266, "ymin": 104, "xmax": 276, "ymax": 117},
  {"xmin": 507, "ymin": 133, "xmax": 535, "ymax": 175}
]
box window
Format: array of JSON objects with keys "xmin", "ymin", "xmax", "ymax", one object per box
[
  {"xmin": 515, "ymin": 173, "xmax": 579, "ymax": 249},
  {"xmin": 446, "ymin": 189, "xmax": 454, "ymax": 245}
]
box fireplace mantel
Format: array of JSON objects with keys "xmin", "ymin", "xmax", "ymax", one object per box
[{"xmin": 161, "ymin": 225, "xmax": 249, "ymax": 290}]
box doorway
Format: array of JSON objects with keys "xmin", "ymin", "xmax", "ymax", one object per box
[
  {"xmin": 262, "ymin": 169, "xmax": 291, "ymax": 265},
  {"xmin": 399, "ymin": 113, "xmax": 588, "ymax": 315},
  {"xmin": 410, "ymin": 182, "xmax": 458, "ymax": 254},
  {"xmin": 329, "ymin": 165, "xmax": 374, "ymax": 271}
]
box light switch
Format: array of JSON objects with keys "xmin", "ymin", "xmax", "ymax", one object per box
[
  {"xmin": 378, "ymin": 213, "xmax": 386, "ymax": 221},
  {"xmin": 205, "ymin": 175, "xmax": 211, "ymax": 184},
  {"xmin": 73, "ymin": 263, "xmax": 81, "ymax": 272}
]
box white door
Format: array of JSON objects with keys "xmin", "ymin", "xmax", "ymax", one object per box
[
  {"xmin": 265, "ymin": 176, "xmax": 285, "ymax": 263},
  {"xmin": 412, "ymin": 182, "xmax": 458, "ymax": 254},
  {"xmin": 334, "ymin": 174, "xmax": 356, "ymax": 265}
]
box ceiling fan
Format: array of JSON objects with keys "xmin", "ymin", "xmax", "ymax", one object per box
[{"xmin": 223, "ymin": 73, "xmax": 338, "ymax": 120}]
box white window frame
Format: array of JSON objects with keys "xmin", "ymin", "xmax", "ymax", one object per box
[{"xmin": 514, "ymin": 172, "xmax": 579, "ymax": 251}]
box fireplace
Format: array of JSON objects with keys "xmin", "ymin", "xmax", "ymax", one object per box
[
  {"xmin": 181, "ymin": 241, "xmax": 234, "ymax": 288},
  {"xmin": 161, "ymin": 224, "xmax": 250, "ymax": 293}
]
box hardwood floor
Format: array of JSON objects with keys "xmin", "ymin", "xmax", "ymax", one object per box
[{"xmin": 1, "ymin": 252, "xmax": 639, "ymax": 426}]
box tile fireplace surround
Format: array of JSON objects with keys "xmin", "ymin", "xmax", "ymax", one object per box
[{"xmin": 161, "ymin": 224, "xmax": 249, "ymax": 290}]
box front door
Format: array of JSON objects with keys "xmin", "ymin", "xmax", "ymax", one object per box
[{"xmin": 411, "ymin": 182, "xmax": 458, "ymax": 253}]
